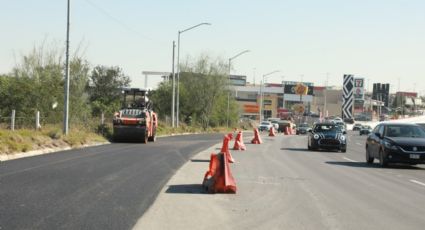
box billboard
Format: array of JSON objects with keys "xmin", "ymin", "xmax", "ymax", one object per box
[
  {"xmin": 373, "ymin": 83, "xmax": 390, "ymax": 107},
  {"xmin": 354, "ymin": 78, "xmax": 364, "ymax": 100},
  {"xmin": 284, "ymin": 84, "xmax": 314, "ymax": 95}
]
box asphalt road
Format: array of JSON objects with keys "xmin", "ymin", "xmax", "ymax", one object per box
[
  {"xmin": 135, "ymin": 131, "xmax": 425, "ymax": 230},
  {"xmin": 0, "ymin": 133, "xmax": 223, "ymax": 230}
]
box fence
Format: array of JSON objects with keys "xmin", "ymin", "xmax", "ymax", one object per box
[{"xmin": 0, "ymin": 110, "xmax": 111, "ymax": 132}]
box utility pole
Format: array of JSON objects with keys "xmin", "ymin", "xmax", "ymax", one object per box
[
  {"xmin": 324, "ymin": 73, "xmax": 329, "ymax": 117},
  {"xmin": 63, "ymin": 0, "xmax": 71, "ymax": 135},
  {"xmin": 253, "ymin": 68, "xmax": 256, "ymax": 86},
  {"xmin": 171, "ymin": 41, "xmax": 176, "ymax": 127}
]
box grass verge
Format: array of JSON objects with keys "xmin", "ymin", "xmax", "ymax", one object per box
[
  {"xmin": 0, "ymin": 125, "xmax": 107, "ymax": 155},
  {"xmin": 0, "ymin": 120, "xmax": 254, "ymax": 156}
]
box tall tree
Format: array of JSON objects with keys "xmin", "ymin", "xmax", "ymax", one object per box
[
  {"xmin": 179, "ymin": 54, "xmax": 233, "ymax": 128},
  {"xmin": 150, "ymin": 79, "xmax": 172, "ymax": 120},
  {"xmin": 87, "ymin": 65, "xmax": 131, "ymax": 116},
  {"xmin": 0, "ymin": 41, "xmax": 92, "ymax": 125}
]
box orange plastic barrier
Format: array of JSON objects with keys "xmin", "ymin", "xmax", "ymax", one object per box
[
  {"xmin": 284, "ymin": 126, "xmax": 290, "ymax": 135},
  {"xmin": 269, "ymin": 127, "xmax": 276, "ymax": 137},
  {"xmin": 251, "ymin": 128, "xmax": 263, "ymax": 144},
  {"xmin": 202, "ymin": 153, "xmax": 237, "ymax": 193},
  {"xmin": 233, "ymin": 131, "xmax": 246, "ymax": 150},
  {"xmin": 221, "ymin": 133, "xmax": 235, "ymax": 163}
]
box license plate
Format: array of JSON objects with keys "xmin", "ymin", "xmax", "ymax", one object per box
[{"xmin": 410, "ymin": 154, "xmax": 420, "ymax": 159}]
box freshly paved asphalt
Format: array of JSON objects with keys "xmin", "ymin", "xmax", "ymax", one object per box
[
  {"xmin": 3, "ymin": 131, "xmax": 425, "ymax": 230},
  {"xmin": 0, "ymin": 133, "xmax": 223, "ymax": 230}
]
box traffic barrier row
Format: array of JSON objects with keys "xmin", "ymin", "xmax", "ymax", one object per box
[{"xmin": 202, "ymin": 127, "xmax": 281, "ymax": 193}]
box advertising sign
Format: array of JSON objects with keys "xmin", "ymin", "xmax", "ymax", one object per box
[
  {"xmin": 284, "ymin": 85, "xmax": 314, "ymax": 95},
  {"xmin": 354, "ymin": 78, "xmax": 364, "ymax": 100}
]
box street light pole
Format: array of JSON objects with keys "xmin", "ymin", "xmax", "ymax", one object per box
[
  {"xmin": 324, "ymin": 73, "xmax": 329, "ymax": 118},
  {"xmin": 171, "ymin": 41, "xmax": 176, "ymax": 127},
  {"xmin": 176, "ymin": 22, "xmax": 211, "ymax": 127},
  {"xmin": 63, "ymin": 0, "xmax": 71, "ymax": 135},
  {"xmin": 259, "ymin": 70, "xmax": 280, "ymax": 122},
  {"xmin": 227, "ymin": 50, "xmax": 250, "ymax": 128}
]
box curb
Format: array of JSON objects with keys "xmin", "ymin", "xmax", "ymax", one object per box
[{"xmin": 0, "ymin": 142, "xmax": 110, "ymax": 162}]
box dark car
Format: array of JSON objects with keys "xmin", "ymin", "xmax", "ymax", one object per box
[
  {"xmin": 359, "ymin": 125, "xmax": 372, "ymax": 135},
  {"xmin": 308, "ymin": 122, "xmax": 347, "ymax": 152},
  {"xmin": 366, "ymin": 123, "xmax": 425, "ymax": 167},
  {"xmin": 417, "ymin": 123, "xmax": 425, "ymax": 129},
  {"xmin": 353, "ymin": 123, "xmax": 362, "ymax": 131},
  {"xmin": 296, "ymin": 123, "xmax": 311, "ymax": 135},
  {"xmin": 277, "ymin": 120, "xmax": 293, "ymax": 133}
]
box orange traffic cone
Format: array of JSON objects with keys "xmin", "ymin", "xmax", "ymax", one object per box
[
  {"xmin": 221, "ymin": 134, "xmax": 235, "ymax": 163},
  {"xmin": 284, "ymin": 126, "xmax": 289, "ymax": 135},
  {"xmin": 233, "ymin": 131, "xmax": 246, "ymax": 150},
  {"xmin": 251, "ymin": 128, "xmax": 263, "ymax": 144},
  {"xmin": 202, "ymin": 152, "xmax": 237, "ymax": 194},
  {"xmin": 269, "ymin": 127, "xmax": 276, "ymax": 137}
]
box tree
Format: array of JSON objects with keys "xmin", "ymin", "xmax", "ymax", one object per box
[
  {"xmin": 87, "ymin": 65, "xmax": 131, "ymax": 116},
  {"xmin": 150, "ymin": 79, "xmax": 172, "ymax": 120},
  {"xmin": 179, "ymin": 54, "xmax": 235, "ymax": 129},
  {"xmin": 69, "ymin": 57, "xmax": 91, "ymax": 124},
  {"xmin": 0, "ymin": 41, "xmax": 94, "ymax": 127}
]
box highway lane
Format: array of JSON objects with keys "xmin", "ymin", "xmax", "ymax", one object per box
[
  {"xmin": 241, "ymin": 132, "xmax": 425, "ymax": 230},
  {"xmin": 135, "ymin": 131, "xmax": 425, "ymax": 230},
  {"xmin": 0, "ymin": 133, "xmax": 223, "ymax": 230}
]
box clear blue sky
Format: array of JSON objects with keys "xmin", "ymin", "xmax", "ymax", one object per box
[{"xmin": 1, "ymin": 0, "xmax": 424, "ymax": 94}]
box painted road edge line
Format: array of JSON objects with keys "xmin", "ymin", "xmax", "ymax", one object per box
[
  {"xmin": 343, "ymin": 157, "xmax": 359, "ymax": 163},
  {"xmin": 409, "ymin": 179, "xmax": 425, "ymax": 187}
]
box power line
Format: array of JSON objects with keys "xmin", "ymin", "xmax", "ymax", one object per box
[{"xmin": 83, "ymin": 0, "xmax": 167, "ymax": 45}]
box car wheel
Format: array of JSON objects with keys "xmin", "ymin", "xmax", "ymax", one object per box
[
  {"xmin": 379, "ymin": 149, "xmax": 388, "ymax": 167},
  {"xmin": 341, "ymin": 148, "xmax": 346, "ymax": 153},
  {"xmin": 366, "ymin": 147, "xmax": 374, "ymax": 164}
]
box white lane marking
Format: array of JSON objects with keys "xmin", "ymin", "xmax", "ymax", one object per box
[
  {"xmin": 409, "ymin": 179, "xmax": 425, "ymax": 187},
  {"xmin": 343, "ymin": 157, "xmax": 359, "ymax": 163},
  {"xmin": 356, "ymin": 142, "xmax": 363, "ymax": 146}
]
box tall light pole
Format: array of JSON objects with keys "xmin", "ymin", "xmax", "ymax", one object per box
[
  {"xmin": 63, "ymin": 0, "xmax": 71, "ymax": 135},
  {"xmin": 259, "ymin": 70, "xmax": 280, "ymax": 121},
  {"xmin": 227, "ymin": 50, "xmax": 250, "ymax": 128},
  {"xmin": 176, "ymin": 22, "xmax": 211, "ymax": 127},
  {"xmin": 171, "ymin": 41, "xmax": 176, "ymax": 127},
  {"xmin": 324, "ymin": 73, "xmax": 329, "ymax": 118}
]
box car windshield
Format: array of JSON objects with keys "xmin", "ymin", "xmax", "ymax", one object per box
[
  {"xmin": 385, "ymin": 125, "xmax": 425, "ymax": 138},
  {"xmin": 314, "ymin": 124, "xmax": 339, "ymax": 132},
  {"xmin": 362, "ymin": 126, "xmax": 371, "ymax": 129},
  {"xmin": 261, "ymin": 122, "xmax": 270, "ymax": 125},
  {"xmin": 299, "ymin": 123, "xmax": 309, "ymax": 127}
]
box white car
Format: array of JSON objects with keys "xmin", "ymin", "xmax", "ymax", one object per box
[
  {"xmin": 333, "ymin": 117, "xmax": 343, "ymax": 122},
  {"xmin": 270, "ymin": 120, "xmax": 279, "ymax": 131},
  {"xmin": 258, "ymin": 121, "xmax": 273, "ymax": 132}
]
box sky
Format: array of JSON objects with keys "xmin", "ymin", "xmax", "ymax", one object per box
[{"xmin": 1, "ymin": 0, "xmax": 425, "ymax": 94}]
